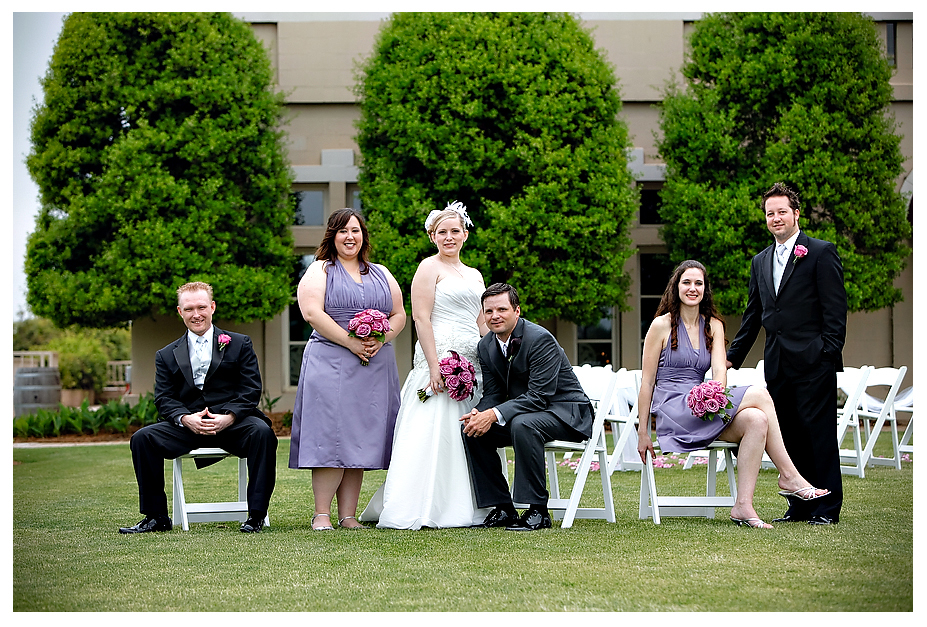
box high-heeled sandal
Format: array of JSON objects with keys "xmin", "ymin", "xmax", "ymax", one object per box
[
  {"xmin": 731, "ymin": 516, "xmax": 773, "ymax": 529},
  {"xmin": 778, "ymin": 486, "xmax": 830, "ymax": 501},
  {"xmin": 339, "ymin": 516, "xmax": 366, "ymax": 529},
  {"xmin": 311, "ymin": 513, "xmax": 334, "ymax": 531}
]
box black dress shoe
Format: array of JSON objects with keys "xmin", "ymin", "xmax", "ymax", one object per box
[
  {"xmin": 505, "ymin": 507, "xmax": 552, "ymax": 531},
  {"xmin": 771, "ymin": 514, "xmax": 809, "ymax": 523},
  {"xmin": 479, "ymin": 506, "xmax": 519, "ymax": 528},
  {"xmin": 807, "ymin": 515, "xmax": 836, "ymax": 525},
  {"xmin": 240, "ymin": 516, "xmax": 265, "ymax": 533},
  {"xmin": 119, "ymin": 515, "xmax": 172, "ymax": 534}
]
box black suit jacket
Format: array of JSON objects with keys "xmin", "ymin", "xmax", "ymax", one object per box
[
  {"xmin": 154, "ymin": 327, "xmax": 269, "ymax": 428},
  {"xmin": 475, "ymin": 318, "xmax": 593, "ymax": 439},
  {"xmin": 728, "ymin": 231, "xmax": 847, "ymax": 380}
]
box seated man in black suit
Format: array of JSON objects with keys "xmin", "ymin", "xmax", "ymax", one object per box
[{"xmin": 119, "ymin": 282, "xmax": 277, "ymax": 533}]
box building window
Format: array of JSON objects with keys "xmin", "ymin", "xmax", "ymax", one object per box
[
  {"xmin": 347, "ymin": 184, "xmax": 364, "ymax": 212},
  {"xmin": 638, "ymin": 185, "xmax": 663, "ymax": 225},
  {"xmin": 287, "ymin": 254, "xmax": 315, "ymax": 387},
  {"xmin": 577, "ymin": 308, "xmax": 614, "ymax": 367},
  {"xmin": 886, "ymin": 22, "xmax": 897, "ymax": 67},
  {"xmin": 292, "ymin": 187, "xmax": 326, "ymax": 226},
  {"xmin": 638, "ymin": 253, "xmax": 675, "ymax": 348}
]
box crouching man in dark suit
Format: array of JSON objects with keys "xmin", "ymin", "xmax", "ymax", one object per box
[
  {"xmin": 119, "ymin": 281, "xmax": 277, "ymax": 533},
  {"xmin": 461, "ymin": 283, "xmax": 593, "ymax": 531}
]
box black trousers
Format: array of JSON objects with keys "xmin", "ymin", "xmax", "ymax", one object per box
[
  {"xmin": 766, "ymin": 359, "xmax": 843, "ymax": 521},
  {"xmin": 462, "ymin": 410, "xmax": 584, "ymax": 509},
  {"xmin": 129, "ymin": 416, "xmax": 277, "ymax": 517}
]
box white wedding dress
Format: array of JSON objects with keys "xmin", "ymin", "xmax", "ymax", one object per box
[{"xmin": 360, "ymin": 276, "xmax": 492, "ymax": 529}]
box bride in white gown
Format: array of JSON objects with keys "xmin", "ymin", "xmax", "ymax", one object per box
[{"xmin": 360, "ymin": 202, "xmax": 492, "ymax": 529}]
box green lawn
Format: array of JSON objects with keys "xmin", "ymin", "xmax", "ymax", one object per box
[{"xmin": 13, "ymin": 440, "xmax": 913, "ymax": 612}]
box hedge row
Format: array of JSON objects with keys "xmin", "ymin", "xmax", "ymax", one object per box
[{"xmin": 13, "ymin": 394, "xmax": 160, "ymax": 439}]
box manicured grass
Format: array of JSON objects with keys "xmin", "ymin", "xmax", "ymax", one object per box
[{"xmin": 13, "ymin": 441, "xmax": 912, "ymax": 611}]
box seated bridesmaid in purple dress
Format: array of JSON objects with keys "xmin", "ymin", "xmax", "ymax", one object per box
[
  {"xmin": 636, "ymin": 260, "xmax": 828, "ymax": 529},
  {"xmin": 288, "ymin": 208, "xmax": 407, "ymax": 530}
]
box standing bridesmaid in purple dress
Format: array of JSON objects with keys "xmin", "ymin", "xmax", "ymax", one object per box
[
  {"xmin": 636, "ymin": 260, "xmax": 828, "ymax": 529},
  {"xmin": 289, "ymin": 208, "xmax": 406, "ymax": 530}
]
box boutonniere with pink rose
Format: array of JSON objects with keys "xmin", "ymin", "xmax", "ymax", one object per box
[
  {"xmin": 793, "ymin": 244, "xmax": 808, "ymax": 264},
  {"xmin": 507, "ymin": 336, "xmax": 522, "ymax": 362},
  {"xmin": 217, "ymin": 334, "xmax": 231, "ymax": 351}
]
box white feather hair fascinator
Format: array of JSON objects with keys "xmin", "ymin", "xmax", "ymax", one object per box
[{"xmin": 424, "ymin": 200, "xmax": 473, "ymax": 233}]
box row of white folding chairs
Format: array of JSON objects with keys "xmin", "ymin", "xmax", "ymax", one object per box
[
  {"xmin": 687, "ymin": 362, "xmax": 911, "ymax": 478},
  {"xmin": 571, "ymin": 365, "xmax": 643, "ymax": 473},
  {"xmin": 837, "ymin": 365, "xmax": 910, "ymax": 477}
]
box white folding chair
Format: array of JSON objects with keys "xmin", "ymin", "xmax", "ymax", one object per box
[
  {"xmin": 836, "ymin": 366, "xmax": 872, "ymax": 478},
  {"xmin": 171, "ymin": 447, "xmax": 269, "ymax": 531},
  {"xmin": 856, "ymin": 366, "xmax": 907, "ymax": 470},
  {"xmin": 639, "ymin": 441, "xmax": 738, "ymax": 524},
  {"xmin": 605, "ymin": 369, "xmax": 643, "ymax": 473},
  {"xmin": 560, "ymin": 365, "xmax": 602, "ymax": 464},
  {"xmin": 514, "ymin": 367, "xmax": 618, "ymax": 528}
]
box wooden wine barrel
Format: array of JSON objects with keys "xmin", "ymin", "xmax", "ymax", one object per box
[{"xmin": 13, "ymin": 367, "xmax": 61, "ymax": 417}]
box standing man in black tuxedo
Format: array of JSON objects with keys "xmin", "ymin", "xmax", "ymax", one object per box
[
  {"xmin": 461, "ymin": 283, "xmax": 593, "ymax": 531},
  {"xmin": 119, "ymin": 282, "xmax": 277, "ymax": 533},
  {"xmin": 727, "ymin": 183, "xmax": 847, "ymax": 525}
]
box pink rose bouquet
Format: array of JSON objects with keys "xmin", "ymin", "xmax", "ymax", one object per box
[
  {"xmin": 686, "ymin": 380, "xmax": 734, "ymax": 423},
  {"xmin": 217, "ymin": 333, "xmax": 231, "ymax": 351},
  {"xmin": 418, "ymin": 350, "xmax": 477, "ymax": 402},
  {"xmin": 347, "ymin": 309, "xmax": 390, "ymax": 365}
]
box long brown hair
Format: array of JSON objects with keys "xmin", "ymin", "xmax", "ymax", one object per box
[
  {"xmin": 315, "ymin": 208, "xmax": 371, "ymax": 273},
  {"xmin": 654, "ymin": 260, "xmax": 725, "ymax": 352}
]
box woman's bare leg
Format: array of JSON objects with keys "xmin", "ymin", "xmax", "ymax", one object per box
[
  {"xmin": 335, "ymin": 468, "xmax": 366, "ymax": 528},
  {"xmin": 311, "ymin": 467, "xmax": 344, "ymax": 529},
  {"xmin": 737, "ymin": 386, "xmax": 828, "ymax": 496},
  {"xmin": 719, "ymin": 406, "xmax": 769, "ymax": 524}
]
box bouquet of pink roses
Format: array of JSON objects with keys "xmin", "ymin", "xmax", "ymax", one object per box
[
  {"xmin": 418, "ymin": 350, "xmax": 477, "ymax": 402},
  {"xmin": 686, "ymin": 380, "xmax": 734, "ymax": 423},
  {"xmin": 347, "ymin": 309, "xmax": 390, "ymax": 365}
]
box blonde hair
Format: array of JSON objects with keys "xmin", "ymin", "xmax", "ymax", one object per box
[
  {"xmin": 177, "ymin": 281, "xmax": 213, "ymax": 304},
  {"xmin": 427, "ymin": 209, "xmax": 468, "ymax": 238}
]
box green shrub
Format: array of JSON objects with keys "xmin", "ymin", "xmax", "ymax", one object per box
[
  {"xmin": 41, "ymin": 334, "xmax": 108, "ymax": 392},
  {"xmin": 12, "ymin": 394, "xmax": 161, "ymax": 439}
]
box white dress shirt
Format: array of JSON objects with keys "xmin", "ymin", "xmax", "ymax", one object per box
[
  {"xmin": 773, "ymin": 231, "xmax": 801, "ymax": 293},
  {"xmin": 188, "ymin": 327, "xmax": 214, "ymax": 389},
  {"xmin": 492, "ymin": 335, "xmax": 512, "ymax": 426}
]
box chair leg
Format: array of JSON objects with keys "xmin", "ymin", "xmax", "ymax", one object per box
[
  {"xmin": 547, "ymin": 451, "xmax": 561, "ymax": 501},
  {"xmin": 724, "ymin": 449, "xmax": 737, "ymax": 501},
  {"xmin": 639, "ymin": 451, "xmax": 660, "ymax": 524},
  {"xmin": 598, "ymin": 448, "xmax": 616, "ymax": 523},
  {"xmin": 608, "ymin": 419, "xmax": 642, "ymax": 473},
  {"xmin": 172, "ymin": 458, "xmax": 190, "ymax": 531},
  {"xmin": 899, "ymin": 414, "xmax": 913, "ymax": 455}
]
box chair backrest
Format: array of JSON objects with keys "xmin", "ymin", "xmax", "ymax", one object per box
[
  {"xmin": 572, "ymin": 365, "xmax": 616, "ymax": 404},
  {"xmin": 858, "ymin": 366, "xmax": 907, "ymax": 413},
  {"xmin": 726, "ymin": 367, "xmax": 765, "ymax": 388},
  {"xmin": 590, "ymin": 370, "xmax": 621, "ymax": 430},
  {"xmin": 837, "ymin": 366, "xmax": 871, "ymax": 414},
  {"xmin": 893, "ymin": 386, "xmax": 913, "ymax": 409},
  {"xmin": 613, "ymin": 368, "xmax": 640, "ymax": 415}
]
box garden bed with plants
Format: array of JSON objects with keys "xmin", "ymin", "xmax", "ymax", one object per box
[{"xmin": 12, "ymin": 394, "xmax": 292, "ymax": 443}]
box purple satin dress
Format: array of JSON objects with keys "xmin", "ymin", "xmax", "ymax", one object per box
[
  {"xmin": 289, "ymin": 259, "xmax": 401, "ymax": 469},
  {"xmin": 650, "ymin": 316, "xmax": 749, "ymax": 453}
]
